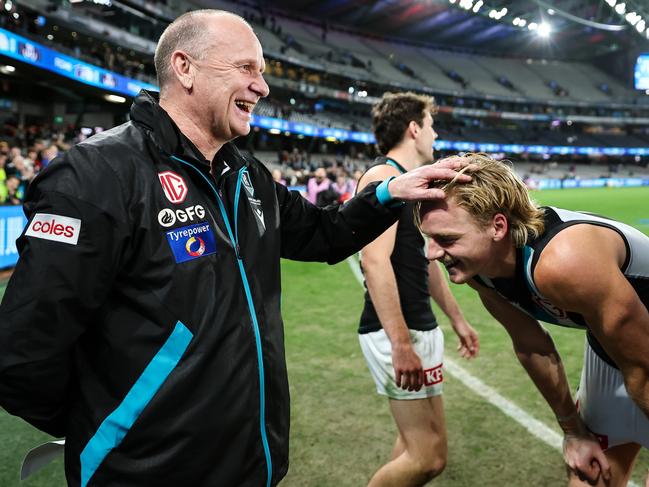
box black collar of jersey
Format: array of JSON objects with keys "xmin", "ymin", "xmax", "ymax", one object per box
[
  {"xmin": 383, "ymin": 156, "xmax": 408, "ymax": 174},
  {"xmin": 130, "ymin": 89, "xmax": 247, "ymax": 173}
]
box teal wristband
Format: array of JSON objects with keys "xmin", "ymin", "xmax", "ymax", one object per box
[{"xmin": 376, "ymin": 176, "xmax": 405, "ymax": 208}]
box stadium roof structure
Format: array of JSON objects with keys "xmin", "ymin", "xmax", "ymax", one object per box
[{"xmin": 262, "ymin": 0, "xmax": 649, "ymax": 60}]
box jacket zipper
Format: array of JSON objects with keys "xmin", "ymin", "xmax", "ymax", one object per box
[{"xmin": 170, "ymin": 156, "xmax": 273, "ymax": 487}]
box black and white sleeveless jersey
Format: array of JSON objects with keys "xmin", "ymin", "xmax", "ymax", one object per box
[{"xmin": 474, "ymin": 206, "xmax": 649, "ymax": 367}]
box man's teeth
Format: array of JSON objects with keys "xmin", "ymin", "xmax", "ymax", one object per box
[{"xmin": 235, "ymin": 101, "xmax": 254, "ymax": 112}]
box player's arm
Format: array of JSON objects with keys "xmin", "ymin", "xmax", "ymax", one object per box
[
  {"xmin": 468, "ymin": 279, "xmax": 610, "ymax": 483},
  {"xmin": 428, "ymin": 260, "xmax": 478, "ymax": 358},
  {"xmin": 535, "ymin": 224, "xmax": 649, "ymax": 420},
  {"xmin": 358, "ymin": 164, "xmax": 423, "ymax": 392}
]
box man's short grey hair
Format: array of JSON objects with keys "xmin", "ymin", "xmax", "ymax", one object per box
[{"xmin": 154, "ymin": 9, "xmax": 249, "ymax": 91}]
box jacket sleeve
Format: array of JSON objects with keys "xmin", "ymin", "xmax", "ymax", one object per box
[
  {"xmin": 0, "ymin": 150, "xmax": 129, "ymax": 437},
  {"xmin": 277, "ymin": 180, "xmax": 401, "ymax": 264}
]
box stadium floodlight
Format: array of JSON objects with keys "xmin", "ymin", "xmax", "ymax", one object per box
[
  {"xmin": 104, "ymin": 94, "xmax": 126, "ymax": 104},
  {"xmin": 626, "ymin": 11, "xmax": 640, "ymax": 25},
  {"xmin": 605, "ymin": 0, "xmax": 616, "ymax": 6},
  {"xmin": 449, "ymin": 0, "xmax": 456, "ymax": 4},
  {"xmin": 3, "ymin": 1, "xmax": 11, "ymax": 11},
  {"xmin": 519, "ymin": 18, "xmax": 527, "ymax": 27},
  {"xmin": 537, "ymin": 22, "xmax": 552, "ymax": 37},
  {"xmin": 488, "ymin": 9, "xmax": 496, "ymax": 18},
  {"xmin": 615, "ymin": 2, "xmax": 625, "ymax": 15},
  {"xmin": 636, "ymin": 19, "xmax": 646, "ymax": 32},
  {"xmin": 2, "ymin": 65, "xmax": 15, "ymax": 73},
  {"xmin": 472, "ymin": 0, "xmax": 483, "ymax": 13},
  {"xmin": 513, "ymin": 17, "xmax": 520, "ymax": 25},
  {"xmin": 528, "ymin": 22, "xmax": 538, "ymax": 30}
]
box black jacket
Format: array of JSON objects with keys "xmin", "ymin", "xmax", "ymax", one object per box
[{"xmin": 0, "ymin": 91, "xmax": 400, "ymax": 486}]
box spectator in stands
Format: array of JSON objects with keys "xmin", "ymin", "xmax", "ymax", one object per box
[
  {"xmin": 0, "ymin": 10, "xmax": 472, "ymax": 486},
  {"xmin": 0, "ymin": 153, "xmax": 6, "ymax": 202},
  {"xmin": 332, "ymin": 171, "xmax": 354, "ymax": 203},
  {"xmin": 272, "ymin": 168, "xmax": 286, "ymax": 186},
  {"xmin": 4, "ymin": 174, "xmax": 23, "ymax": 204},
  {"xmin": 306, "ymin": 166, "xmax": 331, "ymax": 205}
]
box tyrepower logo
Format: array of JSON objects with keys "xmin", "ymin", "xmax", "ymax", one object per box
[
  {"xmin": 157, "ymin": 205, "xmax": 206, "ymax": 228},
  {"xmin": 424, "ymin": 364, "xmax": 443, "ymax": 386},
  {"xmin": 25, "ymin": 213, "xmax": 81, "ymax": 245},
  {"xmin": 158, "ymin": 171, "xmax": 188, "ymax": 204}
]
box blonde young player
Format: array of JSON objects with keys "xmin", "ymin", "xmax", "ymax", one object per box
[{"xmin": 418, "ymin": 153, "xmax": 649, "ymax": 487}]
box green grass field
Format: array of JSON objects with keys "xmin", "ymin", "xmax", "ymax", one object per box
[{"xmin": 1, "ymin": 186, "xmax": 648, "ymax": 486}]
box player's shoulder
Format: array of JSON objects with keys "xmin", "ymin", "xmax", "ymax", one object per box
[
  {"xmin": 357, "ymin": 162, "xmax": 402, "ymax": 192},
  {"xmin": 534, "ymin": 224, "xmax": 624, "ymax": 301}
]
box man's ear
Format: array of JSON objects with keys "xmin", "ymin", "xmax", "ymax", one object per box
[
  {"xmin": 169, "ymin": 51, "xmax": 194, "ymax": 90},
  {"xmin": 407, "ymin": 120, "xmax": 420, "ymax": 139},
  {"xmin": 492, "ymin": 213, "xmax": 509, "ymax": 241}
]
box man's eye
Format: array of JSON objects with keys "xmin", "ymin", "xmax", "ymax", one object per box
[{"xmin": 437, "ymin": 238, "xmax": 455, "ymax": 245}]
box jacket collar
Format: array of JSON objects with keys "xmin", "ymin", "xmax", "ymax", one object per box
[{"xmin": 130, "ymin": 89, "xmax": 247, "ymax": 172}]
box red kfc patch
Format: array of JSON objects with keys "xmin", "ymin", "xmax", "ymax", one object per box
[{"xmin": 424, "ymin": 364, "xmax": 443, "ymax": 386}]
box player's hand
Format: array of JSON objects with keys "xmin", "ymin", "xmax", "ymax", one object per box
[
  {"xmin": 387, "ymin": 159, "xmax": 473, "ymax": 201},
  {"xmin": 392, "ymin": 343, "xmax": 424, "ymax": 391},
  {"xmin": 451, "ymin": 318, "xmax": 479, "ymax": 359},
  {"xmin": 562, "ymin": 431, "xmax": 611, "ymax": 485}
]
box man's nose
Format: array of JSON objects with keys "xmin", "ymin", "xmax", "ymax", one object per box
[{"xmin": 427, "ymin": 239, "xmax": 444, "ymax": 260}]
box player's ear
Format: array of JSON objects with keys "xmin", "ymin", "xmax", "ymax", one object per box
[
  {"xmin": 407, "ymin": 120, "xmax": 420, "ymax": 139},
  {"xmin": 492, "ymin": 213, "xmax": 508, "ymax": 241}
]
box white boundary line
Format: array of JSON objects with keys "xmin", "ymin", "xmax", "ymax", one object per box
[{"xmin": 345, "ymin": 256, "xmax": 641, "ymax": 487}]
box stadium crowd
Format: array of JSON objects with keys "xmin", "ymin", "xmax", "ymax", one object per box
[{"xmin": 0, "ymin": 122, "xmax": 80, "ymax": 205}]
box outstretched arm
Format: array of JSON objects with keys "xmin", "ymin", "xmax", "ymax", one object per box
[{"xmin": 469, "ymin": 280, "xmax": 610, "ymax": 484}]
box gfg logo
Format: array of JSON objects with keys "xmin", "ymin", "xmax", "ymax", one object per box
[{"xmin": 158, "ymin": 205, "xmax": 206, "ymax": 227}]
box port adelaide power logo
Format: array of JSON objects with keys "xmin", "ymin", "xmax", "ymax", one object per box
[{"xmin": 241, "ymin": 171, "xmax": 265, "ymax": 236}]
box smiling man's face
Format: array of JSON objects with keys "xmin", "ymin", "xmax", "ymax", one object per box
[
  {"xmin": 191, "ymin": 16, "xmax": 269, "ymax": 144},
  {"xmin": 419, "ymin": 197, "xmax": 501, "ymax": 284}
]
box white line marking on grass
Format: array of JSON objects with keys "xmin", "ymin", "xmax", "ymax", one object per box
[{"xmin": 345, "ymin": 256, "xmax": 641, "ymax": 487}]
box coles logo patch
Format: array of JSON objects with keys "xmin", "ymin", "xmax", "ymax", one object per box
[
  {"xmin": 166, "ymin": 222, "xmax": 216, "ymax": 263},
  {"xmin": 158, "ymin": 171, "xmax": 188, "ymax": 204},
  {"xmin": 25, "ymin": 213, "xmax": 81, "ymax": 245}
]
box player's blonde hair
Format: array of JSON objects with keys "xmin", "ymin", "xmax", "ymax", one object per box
[{"xmin": 417, "ymin": 153, "xmax": 545, "ymax": 247}]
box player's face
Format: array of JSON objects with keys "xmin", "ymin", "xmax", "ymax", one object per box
[
  {"xmin": 415, "ymin": 111, "xmax": 437, "ymax": 162},
  {"xmin": 192, "ymin": 18, "xmax": 269, "ymax": 143},
  {"xmin": 420, "ymin": 198, "xmax": 500, "ymax": 284}
]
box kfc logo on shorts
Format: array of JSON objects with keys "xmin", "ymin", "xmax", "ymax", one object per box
[
  {"xmin": 424, "ymin": 364, "xmax": 443, "ymax": 386},
  {"xmin": 158, "ymin": 171, "xmax": 188, "ymax": 204},
  {"xmin": 25, "ymin": 213, "xmax": 81, "ymax": 245}
]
